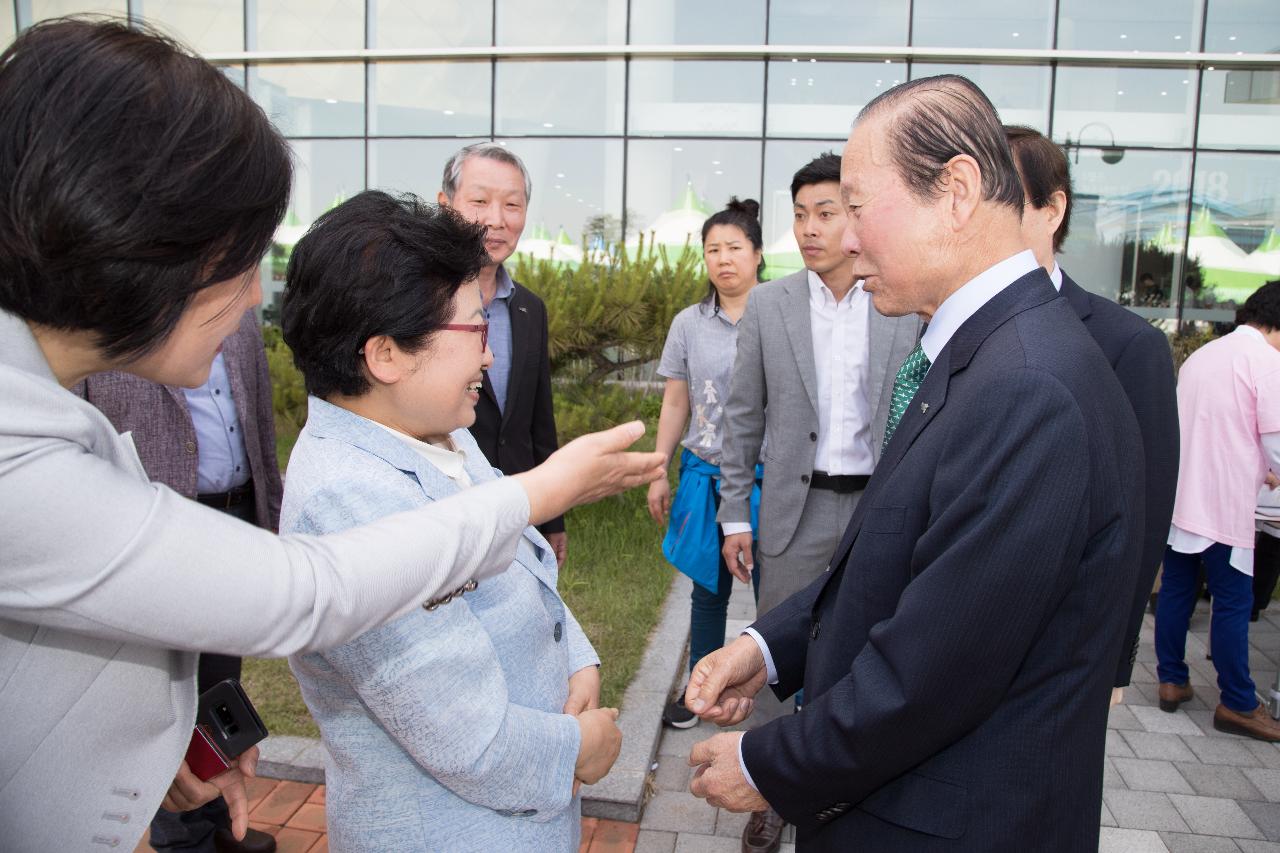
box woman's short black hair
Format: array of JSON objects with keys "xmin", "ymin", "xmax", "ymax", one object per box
[
  {"xmin": 1237, "ymin": 280, "xmax": 1280, "ymax": 332},
  {"xmin": 281, "ymin": 190, "xmax": 490, "ymax": 399},
  {"xmin": 701, "ymin": 197, "xmax": 765, "ymax": 291},
  {"xmin": 0, "ymin": 18, "xmax": 291, "ymax": 360}
]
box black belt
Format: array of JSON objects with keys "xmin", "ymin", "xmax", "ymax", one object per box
[
  {"xmin": 810, "ymin": 471, "xmax": 869, "ymax": 493},
  {"xmin": 196, "ymin": 479, "xmax": 255, "ymax": 509}
]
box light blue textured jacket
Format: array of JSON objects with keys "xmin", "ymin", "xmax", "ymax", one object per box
[{"xmin": 281, "ymin": 397, "xmax": 599, "ymax": 852}]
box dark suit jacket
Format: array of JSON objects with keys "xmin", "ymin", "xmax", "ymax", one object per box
[
  {"xmin": 79, "ymin": 311, "xmax": 283, "ymax": 531},
  {"xmin": 743, "ymin": 271, "xmax": 1144, "ymax": 852},
  {"xmin": 469, "ymin": 280, "xmax": 564, "ymax": 534},
  {"xmin": 1061, "ymin": 272, "xmax": 1179, "ymax": 687}
]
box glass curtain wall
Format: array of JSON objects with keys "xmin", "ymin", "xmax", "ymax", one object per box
[{"xmin": 4, "ymin": 0, "xmax": 1277, "ymax": 322}]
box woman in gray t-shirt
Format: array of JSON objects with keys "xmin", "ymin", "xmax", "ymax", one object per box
[{"xmin": 647, "ymin": 197, "xmax": 765, "ymax": 729}]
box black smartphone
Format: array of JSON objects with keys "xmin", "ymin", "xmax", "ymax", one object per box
[{"xmin": 196, "ymin": 678, "xmax": 269, "ymax": 764}]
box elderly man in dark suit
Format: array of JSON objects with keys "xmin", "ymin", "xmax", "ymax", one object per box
[
  {"xmin": 439, "ymin": 143, "xmax": 566, "ymax": 565},
  {"xmin": 684, "ymin": 75, "xmax": 1145, "ymax": 852},
  {"xmin": 81, "ymin": 309, "xmax": 283, "ymax": 853},
  {"xmin": 1005, "ymin": 125, "xmax": 1179, "ymax": 705}
]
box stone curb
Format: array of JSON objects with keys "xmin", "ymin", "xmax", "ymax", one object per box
[{"xmin": 256, "ymin": 573, "xmax": 692, "ymax": 822}]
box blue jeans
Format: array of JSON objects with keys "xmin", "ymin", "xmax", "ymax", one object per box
[
  {"xmin": 1155, "ymin": 543, "xmax": 1258, "ymax": 713},
  {"xmin": 689, "ymin": 533, "xmax": 759, "ymax": 673}
]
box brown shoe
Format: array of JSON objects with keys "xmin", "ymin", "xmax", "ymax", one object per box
[
  {"xmin": 213, "ymin": 827, "xmax": 277, "ymax": 853},
  {"xmin": 742, "ymin": 807, "xmax": 784, "ymax": 853},
  {"xmin": 1158, "ymin": 681, "xmax": 1194, "ymax": 713},
  {"xmin": 1214, "ymin": 703, "xmax": 1280, "ymax": 741}
]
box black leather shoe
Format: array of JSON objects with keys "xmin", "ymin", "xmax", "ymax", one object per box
[{"xmin": 213, "ymin": 827, "xmax": 277, "ymax": 853}]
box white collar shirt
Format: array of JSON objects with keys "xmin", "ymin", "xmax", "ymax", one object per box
[
  {"xmin": 919, "ymin": 250, "xmax": 1039, "ymax": 367},
  {"xmin": 372, "ymin": 424, "xmax": 473, "ymax": 487},
  {"xmin": 1049, "ymin": 262, "xmax": 1063, "ymax": 290},
  {"xmin": 807, "ymin": 269, "xmax": 875, "ymax": 475}
]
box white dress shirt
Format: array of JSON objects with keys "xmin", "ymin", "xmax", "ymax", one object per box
[
  {"xmin": 720, "ymin": 270, "xmax": 875, "ymax": 537},
  {"xmin": 373, "ymin": 423, "xmax": 473, "ymax": 487},
  {"xmin": 735, "ymin": 249, "xmax": 1039, "ymax": 789}
]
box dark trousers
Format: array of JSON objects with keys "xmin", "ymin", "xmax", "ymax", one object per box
[
  {"xmin": 1156, "ymin": 543, "xmax": 1258, "ymax": 713},
  {"xmin": 150, "ymin": 498, "xmax": 254, "ymax": 852},
  {"xmin": 1254, "ymin": 531, "xmax": 1280, "ymax": 619}
]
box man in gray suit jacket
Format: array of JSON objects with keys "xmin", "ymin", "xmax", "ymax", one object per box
[
  {"xmin": 81, "ymin": 310, "xmax": 283, "ymax": 853},
  {"xmin": 716, "ymin": 153, "xmax": 919, "ymax": 853}
]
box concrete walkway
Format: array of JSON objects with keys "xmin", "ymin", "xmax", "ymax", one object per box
[{"xmin": 640, "ymin": 581, "xmax": 1280, "ymax": 852}]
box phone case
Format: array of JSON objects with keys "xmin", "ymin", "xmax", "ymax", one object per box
[{"xmin": 185, "ymin": 724, "xmax": 232, "ymax": 782}]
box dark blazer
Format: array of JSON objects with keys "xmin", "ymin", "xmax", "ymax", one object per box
[
  {"xmin": 469, "ymin": 280, "xmax": 564, "ymax": 534},
  {"xmin": 1061, "ymin": 271, "xmax": 1179, "ymax": 687},
  {"xmin": 79, "ymin": 311, "xmax": 283, "ymax": 531},
  {"xmin": 742, "ymin": 271, "xmax": 1144, "ymax": 852}
]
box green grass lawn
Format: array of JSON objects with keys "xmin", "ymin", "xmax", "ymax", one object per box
[{"xmin": 242, "ymin": 478, "xmax": 675, "ymax": 738}]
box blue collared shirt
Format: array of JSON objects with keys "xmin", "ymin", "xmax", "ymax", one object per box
[
  {"xmin": 182, "ymin": 351, "xmax": 251, "ymax": 493},
  {"xmin": 485, "ymin": 265, "xmax": 516, "ymax": 413}
]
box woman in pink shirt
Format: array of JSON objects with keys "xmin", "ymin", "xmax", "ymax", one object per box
[{"xmin": 1156, "ymin": 281, "xmax": 1280, "ymax": 741}]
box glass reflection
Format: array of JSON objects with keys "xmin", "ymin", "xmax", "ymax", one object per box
[
  {"xmin": 912, "ymin": 64, "xmax": 1050, "ymax": 133},
  {"xmin": 250, "ymin": 63, "xmax": 364, "ymax": 137},
  {"xmin": 761, "ymin": 141, "xmax": 843, "ymax": 278},
  {"xmin": 251, "ymin": 0, "xmax": 363, "ymax": 51},
  {"xmin": 2, "ymin": 8, "xmax": 15, "ymax": 48},
  {"xmin": 1198, "ymin": 68, "xmax": 1280, "ymax": 152},
  {"xmin": 495, "ymin": 60, "xmax": 624, "ymax": 135},
  {"xmin": 369, "ymin": 138, "xmax": 486, "ymax": 200},
  {"xmin": 1056, "ymin": 148, "xmax": 1192, "ymax": 316},
  {"xmin": 267, "ymin": 139, "xmax": 365, "ymax": 314},
  {"xmin": 30, "ymin": 1, "xmax": 125, "ymax": 22},
  {"xmin": 1184, "ymin": 152, "xmax": 1280, "ymax": 319},
  {"xmin": 1054, "ymin": 66, "xmax": 1196, "ymax": 148},
  {"xmin": 768, "ymin": 0, "xmax": 908, "ymax": 47},
  {"xmin": 495, "ymin": 0, "xmax": 625, "ymax": 46},
  {"xmin": 495, "ymin": 139, "xmax": 624, "ymax": 254},
  {"xmin": 629, "ymin": 60, "xmax": 764, "ymax": 137},
  {"xmin": 136, "ymin": 0, "xmax": 243, "ymax": 53},
  {"xmin": 372, "ymin": 0, "xmax": 490, "ymax": 48},
  {"xmin": 630, "ymin": 0, "xmax": 765, "ymax": 45},
  {"xmin": 218, "ymin": 64, "xmax": 246, "ymax": 90},
  {"xmin": 625, "ymin": 140, "xmax": 761, "ymax": 259},
  {"xmin": 1057, "ymin": 0, "xmax": 1199, "ymax": 52},
  {"xmin": 370, "ymin": 62, "xmax": 491, "ymax": 137},
  {"xmin": 767, "ymin": 60, "xmax": 905, "ymax": 139},
  {"xmin": 912, "ymin": 0, "xmax": 1053, "ymax": 49},
  {"xmin": 1205, "ymin": 0, "xmax": 1280, "ymax": 55}
]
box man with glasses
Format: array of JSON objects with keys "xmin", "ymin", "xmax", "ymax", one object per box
[{"xmin": 440, "ymin": 143, "xmax": 567, "ymax": 565}]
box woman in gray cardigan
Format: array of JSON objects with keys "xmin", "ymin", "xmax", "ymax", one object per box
[
  {"xmin": 0, "ymin": 21, "xmax": 656, "ymax": 853},
  {"xmin": 278, "ymin": 190, "xmax": 621, "ymax": 852}
]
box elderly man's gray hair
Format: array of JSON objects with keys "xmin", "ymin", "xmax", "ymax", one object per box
[
  {"xmin": 856, "ymin": 75, "xmax": 1024, "ymax": 212},
  {"xmin": 441, "ymin": 142, "xmax": 532, "ymax": 203}
]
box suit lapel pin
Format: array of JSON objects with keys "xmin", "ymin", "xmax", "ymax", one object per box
[
  {"xmin": 518, "ymin": 306, "xmax": 528, "ymax": 313},
  {"xmin": 920, "ymin": 402, "xmax": 929, "ymax": 414}
]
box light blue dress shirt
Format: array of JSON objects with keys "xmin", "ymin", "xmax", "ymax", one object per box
[
  {"xmin": 485, "ymin": 266, "xmax": 516, "ymax": 413},
  {"xmin": 182, "ymin": 351, "xmax": 250, "ymax": 493}
]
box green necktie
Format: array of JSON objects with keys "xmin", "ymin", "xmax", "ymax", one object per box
[{"xmin": 883, "ymin": 343, "xmax": 931, "ymax": 450}]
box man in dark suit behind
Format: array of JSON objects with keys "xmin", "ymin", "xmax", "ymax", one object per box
[
  {"xmin": 1005, "ymin": 125, "xmax": 1179, "ymax": 705},
  {"xmin": 684, "ymin": 76, "xmax": 1145, "ymax": 852},
  {"xmin": 439, "ymin": 143, "xmax": 566, "ymax": 563}
]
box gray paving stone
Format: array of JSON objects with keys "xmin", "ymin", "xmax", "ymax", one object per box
[
  {"xmin": 1113, "ymin": 758, "xmax": 1195, "ymax": 794},
  {"xmin": 1112, "ymin": 705, "xmax": 1147, "ymax": 731},
  {"xmin": 713, "ymin": 808, "xmax": 749, "ymax": 839},
  {"xmin": 1133, "ymin": 705, "xmax": 1207, "ymax": 736},
  {"xmin": 1123, "ymin": 731, "xmax": 1199, "ymax": 763},
  {"xmin": 653, "ymin": 757, "xmax": 692, "ymax": 793},
  {"xmin": 1240, "ymin": 800, "xmax": 1280, "ymax": 842},
  {"xmin": 673, "ymin": 833, "xmax": 742, "ymax": 853},
  {"xmin": 1157, "ymin": 832, "xmax": 1241, "ymax": 852},
  {"xmin": 635, "ymin": 829, "xmax": 678, "ymax": 853},
  {"xmin": 1110, "ymin": 729, "xmax": 1139, "ymax": 758},
  {"xmin": 1185, "ymin": 736, "xmax": 1266, "ymax": 768},
  {"xmin": 641, "ymin": 790, "xmax": 718, "ymax": 834},
  {"xmin": 1131, "ymin": 663, "xmax": 1159, "ymax": 685},
  {"xmin": 1238, "ymin": 841, "xmax": 1280, "ymax": 853},
  {"xmin": 1187, "ymin": 709, "xmax": 1240, "ymax": 739},
  {"xmin": 1176, "ymin": 763, "xmax": 1265, "ymax": 800},
  {"xmin": 1128, "ymin": 683, "xmax": 1160, "ymax": 708},
  {"xmin": 1104, "ymin": 790, "xmax": 1191, "ymax": 832},
  {"xmin": 659, "ymin": 725, "xmax": 709, "ymax": 758},
  {"xmin": 1169, "ymin": 794, "xmax": 1264, "ymax": 839},
  {"xmin": 1098, "ymin": 827, "xmax": 1171, "ymax": 852},
  {"xmin": 1245, "ymin": 769, "xmax": 1280, "ymax": 803},
  {"xmin": 1106, "ymin": 758, "xmax": 1128, "ymax": 790},
  {"xmin": 1104, "ymin": 801, "xmax": 1117, "ymax": 826},
  {"xmin": 1243, "ymin": 741, "xmax": 1280, "ymax": 770}
]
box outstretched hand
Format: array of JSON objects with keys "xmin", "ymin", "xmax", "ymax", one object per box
[{"xmin": 685, "ymin": 634, "xmax": 768, "ymax": 727}]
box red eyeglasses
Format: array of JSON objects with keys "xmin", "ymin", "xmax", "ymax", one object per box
[{"xmin": 441, "ymin": 322, "xmax": 489, "ymax": 352}]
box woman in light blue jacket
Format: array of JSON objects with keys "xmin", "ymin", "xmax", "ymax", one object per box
[{"xmin": 278, "ymin": 190, "xmax": 622, "ymax": 852}]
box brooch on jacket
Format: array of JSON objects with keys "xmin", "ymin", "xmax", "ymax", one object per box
[{"xmin": 422, "ymin": 579, "xmax": 479, "ymax": 611}]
